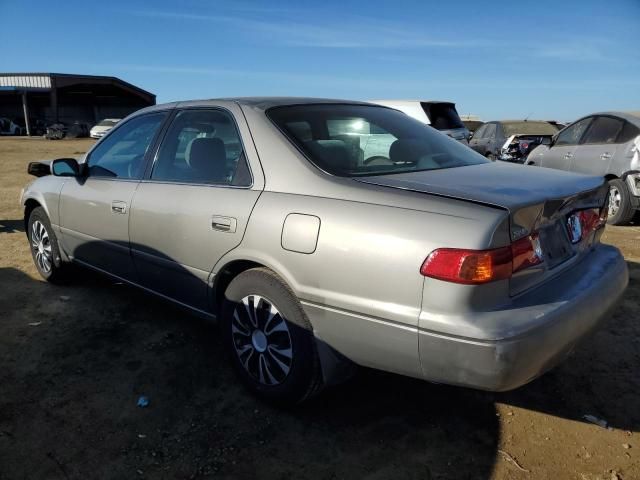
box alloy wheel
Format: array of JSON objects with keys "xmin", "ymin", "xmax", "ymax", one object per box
[
  {"xmin": 608, "ymin": 185, "xmax": 622, "ymax": 218},
  {"xmin": 31, "ymin": 220, "xmax": 53, "ymax": 273},
  {"xmin": 231, "ymin": 295, "xmax": 293, "ymax": 386}
]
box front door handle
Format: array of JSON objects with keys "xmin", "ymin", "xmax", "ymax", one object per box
[
  {"xmin": 111, "ymin": 201, "xmax": 127, "ymax": 214},
  {"xmin": 211, "ymin": 215, "xmax": 237, "ymax": 233},
  {"xmin": 600, "ymin": 152, "xmax": 612, "ymax": 160},
  {"xmin": 564, "ymin": 152, "xmax": 574, "ymax": 160}
]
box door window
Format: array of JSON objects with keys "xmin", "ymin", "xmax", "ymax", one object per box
[
  {"xmin": 617, "ymin": 121, "xmax": 640, "ymax": 144},
  {"xmin": 151, "ymin": 109, "xmax": 251, "ymax": 186},
  {"xmin": 555, "ymin": 117, "xmax": 592, "ymax": 146},
  {"xmin": 87, "ymin": 113, "xmax": 167, "ymax": 179},
  {"xmin": 582, "ymin": 116, "xmax": 624, "ymax": 145}
]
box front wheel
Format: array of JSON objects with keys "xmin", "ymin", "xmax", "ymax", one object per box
[
  {"xmin": 28, "ymin": 207, "xmax": 69, "ymax": 282},
  {"xmin": 607, "ymin": 179, "xmax": 635, "ymax": 225},
  {"xmin": 221, "ymin": 268, "xmax": 323, "ymax": 405}
]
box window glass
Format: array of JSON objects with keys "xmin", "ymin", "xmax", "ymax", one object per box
[
  {"xmin": 484, "ymin": 123, "xmax": 497, "ymax": 139},
  {"xmin": 268, "ymin": 104, "xmax": 488, "ymax": 177},
  {"xmin": 501, "ymin": 122, "xmax": 558, "ymax": 136},
  {"xmin": 473, "ymin": 124, "xmax": 487, "ymax": 138},
  {"xmin": 582, "ymin": 116, "xmax": 625, "ymax": 144},
  {"xmin": 151, "ymin": 109, "xmax": 250, "ymax": 186},
  {"xmin": 617, "ymin": 121, "xmax": 640, "ymax": 144},
  {"xmin": 421, "ymin": 103, "xmax": 464, "ymax": 129},
  {"xmin": 87, "ymin": 113, "xmax": 166, "ymax": 179},
  {"xmin": 555, "ymin": 117, "xmax": 592, "ymax": 146}
]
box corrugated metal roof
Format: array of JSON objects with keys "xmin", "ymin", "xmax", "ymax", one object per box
[{"xmin": 0, "ymin": 74, "xmax": 51, "ymax": 89}]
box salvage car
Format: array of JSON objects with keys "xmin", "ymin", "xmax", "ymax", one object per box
[
  {"xmin": 90, "ymin": 118, "xmax": 121, "ymax": 139},
  {"xmin": 21, "ymin": 98, "xmax": 628, "ymax": 405},
  {"xmin": 526, "ymin": 112, "xmax": 640, "ymax": 225},
  {"xmin": 470, "ymin": 120, "xmax": 558, "ymax": 162},
  {"xmin": 372, "ymin": 100, "xmax": 470, "ymax": 143},
  {"xmin": 0, "ymin": 117, "xmax": 23, "ymax": 135}
]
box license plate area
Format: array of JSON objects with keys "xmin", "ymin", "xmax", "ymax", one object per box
[{"xmin": 539, "ymin": 220, "xmax": 574, "ymax": 269}]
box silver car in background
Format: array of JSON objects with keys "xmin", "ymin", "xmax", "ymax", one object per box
[
  {"xmin": 526, "ymin": 111, "xmax": 640, "ymax": 225},
  {"xmin": 21, "ymin": 98, "xmax": 627, "ymax": 405}
]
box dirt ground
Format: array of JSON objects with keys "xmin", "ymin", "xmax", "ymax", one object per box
[{"xmin": 0, "ymin": 137, "xmax": 638, "ymax": 480}]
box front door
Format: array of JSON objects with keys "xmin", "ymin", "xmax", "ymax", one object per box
[
  {"xmin": 59, "ymin": 111, "xmax": 168, "ymax": 280},
  {"xmin": 539, "ymin": 117, "xmax": 593, "ymax": 171},
  {"xmin": 129, "ymin": 106, "xmax": 264, "ymax": 312},
  {"xmin": 571, "ymin": 116, "xmax": 623, "ymax": 176}
]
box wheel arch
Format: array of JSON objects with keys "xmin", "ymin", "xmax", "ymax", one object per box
[
  {"xmin": 604, "ymin": 174, "xmax": 618, "ymax": 181},
  {"xmin": 23, "ymin": 198, "xmax": 44, "ymax": 234}
]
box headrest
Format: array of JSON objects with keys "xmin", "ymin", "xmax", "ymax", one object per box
[
  {"xmin": 305, "ymin": 140, "xmax": 355, "ymax": 173},
  {"xmin": 389, "ymin": 139, "xmax": 432, "ymax": 164},
  {"xmin": 185, "ymin": 137, "xmax": 228, "ymax": 182}
]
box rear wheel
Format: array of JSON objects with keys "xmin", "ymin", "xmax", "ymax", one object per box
[
  {"xmin": 28, "ymin": 207, "xmax": 69, "ymax": 282},
  {"xmin": 221, "ymin": 268, "xmax": 323, "ymax": 405},
  {"xmin": 607, "ymin": 179, "xmax": 635, "ymax": 225}
]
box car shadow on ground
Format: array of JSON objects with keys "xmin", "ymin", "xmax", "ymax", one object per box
[
  {"xmin": 0, "ymin": 261, "xmax": 637, "ymax": 479},
  {"xmin": 0, "ymin": 219, "xmax": 24, "ymax": 234}
]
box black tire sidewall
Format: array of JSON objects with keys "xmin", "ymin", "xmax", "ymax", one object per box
[
  {"xmin": 607, "ymin": 179, "xmax": 634, "ymax": 225},
  {"xmin": 28, "ymin": 207, "xmax": 65, "ymax": 281},
  {"xmin": 221, "ymin": 268, "xmax": 321, "ymax": 405}
]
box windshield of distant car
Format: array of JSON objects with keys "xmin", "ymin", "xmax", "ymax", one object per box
[
  {"xmin": 502, "ymin": 121, "xmax": 558, "ymax": 136},
  {"xmin": 268, "ymin": 104, "xmax": 488, "ymax": 177},
  {"xmin": 96, "ymin": 119, "xmax": 119, "ymax": 127}
]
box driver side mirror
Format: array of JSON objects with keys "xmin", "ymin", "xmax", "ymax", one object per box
[{"xmin": 51, "ymin": 158, "xmax": 84, "ymax": 177}]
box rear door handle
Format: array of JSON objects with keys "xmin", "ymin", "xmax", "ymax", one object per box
[
  {"xmin": 111, "ymin": 201, "xmax": 127, "ymax": 214},
  {"xmin": 211, "ymin": 215, "xmax": 237, "ymax": 233},
  {"xmin": 600, "ymin": 152, "xmax": 612, "ymax": 160},
  {"xmin": 564, "ymin": 153, "xmax": 573, "ymax": 160}
]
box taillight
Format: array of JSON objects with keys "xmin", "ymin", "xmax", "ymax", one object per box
[
  {"xmin": 420, "ymin": 247, "xmax": 512, "ymax": 284},
  {"xmin": 421, "ymin": 235, "xmax": 543, "ymax": 284},
  {"xmin": 511, "ymin": 234, "xmax": 543, "ymax": 272}
]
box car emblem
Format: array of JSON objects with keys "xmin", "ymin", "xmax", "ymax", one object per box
[{"xmin": 567, "ymin": 214, "xmax": 582, "ymax": 244}]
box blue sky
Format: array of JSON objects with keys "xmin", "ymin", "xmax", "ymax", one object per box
[{"xmin": 2, "ymin": 0, "xmax": 639, "ymax": 120}]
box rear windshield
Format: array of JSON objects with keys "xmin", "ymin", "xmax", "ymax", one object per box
[
  {"xmin": 267, "ymin": 104, "xmax": 488, "ymax": 177},
  {"xmin": 96, "ymin": 119, "xmax": 119, "ymax": 127},
  {"xmin": 421, "ymin": 102, "xmax": 465, "ymax": 130},
  {"xmin": 502, "ymin": 121, "xmax": 557, "ymax": 136}
]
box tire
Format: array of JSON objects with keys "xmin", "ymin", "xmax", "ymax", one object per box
[
  {"xmin": 28, "ymin": 207, "xmax": 69, "ymax": 283},
  {"xmin": 221, "ymin": 267, "xmax": 323, "ymax": 405},
  {"xmin": 606, "ymin": 179, "xmax": 635, "ymax": 225}
]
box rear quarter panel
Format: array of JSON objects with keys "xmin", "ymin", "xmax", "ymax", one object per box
[{"xmin": 216, "ymin": 187, "xmax": 509, "ymax": 378}]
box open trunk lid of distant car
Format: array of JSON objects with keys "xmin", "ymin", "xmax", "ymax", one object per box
[{"xmin": 356, "ymin": 161, "xmax": 609, "ymax": 295}]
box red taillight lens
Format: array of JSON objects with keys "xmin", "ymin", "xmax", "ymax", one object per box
[
  {"xmin": 421, "ymin": 235, "xmax": 544, "ymax": 284},
  {"xmin": 511, "ymin": 234, "xmax": 543, "ymax": 272},
  {"xmin": 420, "ymin": 247, "xmax": 512, "ymax": 284},
  {"xmin": 578, "ymin": 208, "xmax": 606, "ymax": 232}
]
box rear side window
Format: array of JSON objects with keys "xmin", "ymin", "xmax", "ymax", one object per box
[
  {"xmin": 421, "ymin": 102, "xmax": 464, "ymax": 130},
  {"xmin": 582, "ymin": 116, "xmax": 625, "ymax": 145},
  {"xmin": 151, "ymin": 109, "xmax": 251, "ymax": 186},
  {"xmin": 473, "ymin": 124, "xmax": 487, "ymax": 138},
  {"xmin": 268, "ymin": 104, "xmax": 487, "ymax": 177},
  {"xmin": 617, "ymin": 121, "xmax": 640, "ymax": 144},
  {"xmin": 87, "ymin": 112, "xmax": 167, "ymax": 179},
  {"xmin": 484, "ymin": 123, "xmax": 497, "ymax": 139},
  {"xmin": 555, "ymin": 117, "xmax": 592, "ymax": 146}
]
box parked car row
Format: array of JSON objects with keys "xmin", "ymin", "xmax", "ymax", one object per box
[{"xmin": 0, "ymin": 117, "xmax": 121, "ymax": 139}]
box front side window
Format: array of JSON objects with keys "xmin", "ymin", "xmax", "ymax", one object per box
[
  {"xmin": 582, "ymin": 116, "xmax": 625, "ymax": 145},
  {"xmin": 555, "ymin": 117, "xmax": 592, "ymax": 146},
  {"xmin": 473, "ymin": 124, "xmax": 487, "ymax": 138},
  {"xmin": 268, "ymin": 104, "xmax": 488, "ymax": 177},
  {"xmin": 151, "ymin": 109, "xmax": 250, "ymax": 186},
  {"xmin": 484, "ymin": 123, "xmax": 497, "ymax": 139},
  {"xmin": 87, "ymin": 113, "xmax": 167, "ymax": 179}
]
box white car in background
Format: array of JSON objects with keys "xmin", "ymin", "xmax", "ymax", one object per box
[
  {"xmin": 90, "ymin": 118, "xmax": 121, "ymax": 139},
  {"xmin": 372, "ymin": 100, "xmax": 470, "ymax": 143}
]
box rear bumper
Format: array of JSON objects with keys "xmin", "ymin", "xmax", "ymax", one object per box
[{"xmin": 418, "ymin": 244, "xmax": 628, "ymax": 391}]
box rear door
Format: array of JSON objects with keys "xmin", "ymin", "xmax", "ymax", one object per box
[
  {"xmin": 570, "ymin": 115, "xmax": 624, "ymax": 176},
  {"xmin": 468, "ymin": 124, "xmax": 487, "ymax": 153},
  {"xmin": 539, "ymin": 116, "xmax": 593, "ymax": 171},
  {"xmin": 128, "ymin": 104, "xmax": 264, "ymax": 312},
  {"xmin": 58, "ymin": 111, "xmax": 168, "ymax": 279}
]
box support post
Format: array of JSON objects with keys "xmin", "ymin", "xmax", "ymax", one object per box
[{"xmin": 21, "ymin": 91, "xmax": 31, "ymax": 136}]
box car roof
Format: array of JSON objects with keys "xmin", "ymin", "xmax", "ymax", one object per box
[
  {"xmin": 583, "ymin": 111, "xmax": 640, "ymax": 126},
  {"xmin": 152, "ymin": 97, "xmax": 378, "ymax": 111}
]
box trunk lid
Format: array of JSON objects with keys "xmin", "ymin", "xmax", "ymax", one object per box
[{"xmin": 356, "ymin": 161, "xmax": 609, "ymax": 295}]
